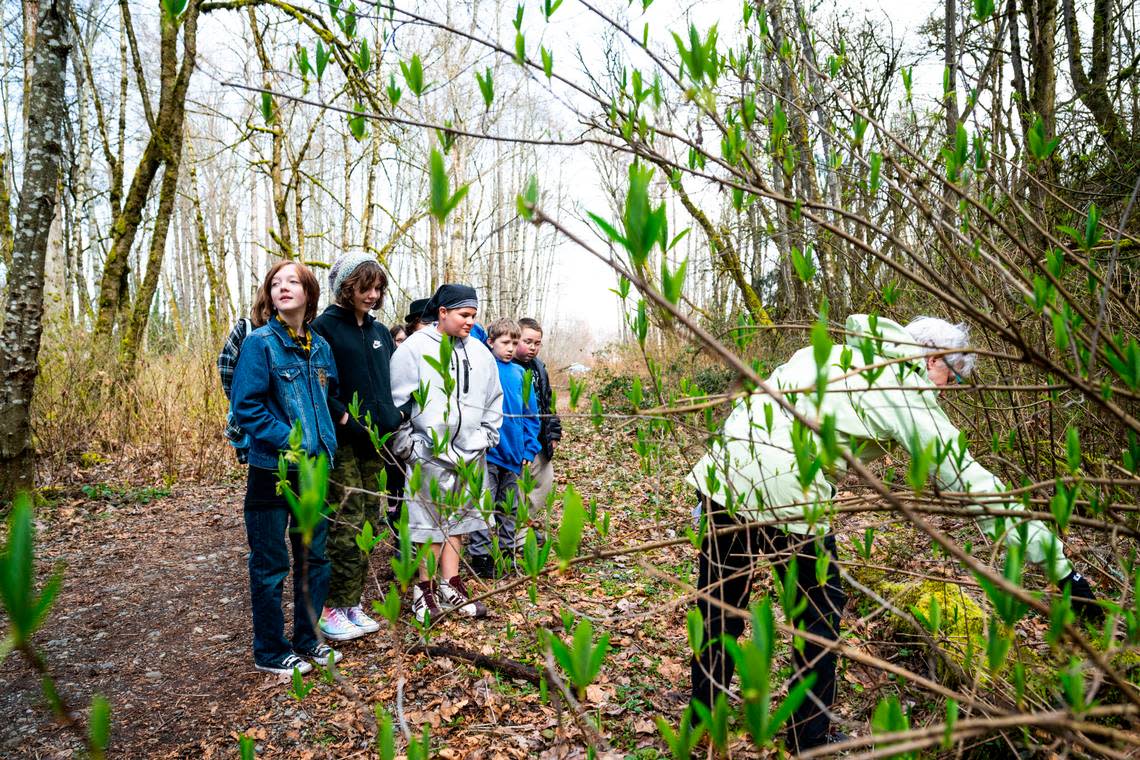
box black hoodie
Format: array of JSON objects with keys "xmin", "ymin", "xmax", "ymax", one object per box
[{"xmin": 311, "ymin": 304, "xmax": 410, "ymax": 451}]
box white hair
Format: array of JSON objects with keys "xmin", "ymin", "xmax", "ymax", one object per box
[{"xmin": 904, "ymin": 317, "xmax": 976, "ymax": 378}]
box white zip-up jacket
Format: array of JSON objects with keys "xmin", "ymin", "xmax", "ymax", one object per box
[
  {"xmin": 688, "ymin": 314, "xmax": 1071, "ymax": 578},
  {"xmin": 390, "ymin": 327, "xmax": 504, "ymax": 467}
]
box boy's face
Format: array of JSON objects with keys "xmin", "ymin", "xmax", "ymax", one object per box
[
  {"xmin": 438, "ymin": 306, "xmax": 477, "ymax": 338},
  {"xmin": 352, "ymin": 282, "xmax": 382, "ymax": 315},
  {"xmin": 489, "ymin": 333, "xmax": 518, "ymax": 361},
  {"xmin": 517, "ymin": 327, "xmax": 543, "ymax": 362}
]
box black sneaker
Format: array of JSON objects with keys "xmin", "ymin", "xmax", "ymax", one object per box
[
  {"xmin": 296, "ymin": 642, "xmax": 343, "ymax": 666},
  {"xmin": 254, "ymin": 653, "xmax": 313, "ymax": 676},
  {"xmin": 1059, "ymin": 571, "xmax": 1104, "ymax": 624}
]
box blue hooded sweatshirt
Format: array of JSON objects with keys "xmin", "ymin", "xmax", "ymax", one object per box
[{"xmin": 487, "ymin": 357, "xmax": 541, "ymax": 473}]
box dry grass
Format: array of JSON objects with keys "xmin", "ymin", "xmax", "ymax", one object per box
[{"xmin": 33, "ymin": 330, "xmax": 233, "ymax": 487}]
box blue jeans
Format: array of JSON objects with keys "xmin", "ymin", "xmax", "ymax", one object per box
[{"xmin": 244, "ymin": 469, "xmax": 330, "ymax": 666}]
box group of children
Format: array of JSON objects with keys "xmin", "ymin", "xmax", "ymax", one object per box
[{"xmin": 219, "ymin": 256, "xmax": 561, "ymax": 675}]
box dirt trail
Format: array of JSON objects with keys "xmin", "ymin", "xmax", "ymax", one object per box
[{"xmin": 1, "ymin": 481, "xmax": 267, "ymax": 757}]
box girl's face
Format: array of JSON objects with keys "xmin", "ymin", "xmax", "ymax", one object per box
[
  {"xmin": 437, "ymin": 306, "xmax": 477, "ymax": 338},
  {"xmin": 352, "ymin": 281, "xmax": 383, "ymax": 316},
  {"xmin": 393, "ymin": 328, "xmax": 407, "ymax": 345},
  {"xmin": 271, "ymin": 264, "xmax": 307, "ymax": 316}
]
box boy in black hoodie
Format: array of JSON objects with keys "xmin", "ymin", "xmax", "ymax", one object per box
[
  {"xmin": 311, "ymin": 254, "xmax": 410, "ymax": 641},
  {"xmin": 515, "ymin": 318, "xmax": 561, "ymax": 513}
]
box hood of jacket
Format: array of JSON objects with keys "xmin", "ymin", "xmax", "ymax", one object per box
[
  {"xmin": 845, "ymin": 314, "xmax": 928, "ymax": 372},
  {"xmin": 389, "ymin": 327, "xmax": 504, "ymax": 465}
]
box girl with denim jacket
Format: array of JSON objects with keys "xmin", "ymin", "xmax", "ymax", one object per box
[{"xmin": 231, "ymin": 260, "xmax": 341, "ymax": 676}]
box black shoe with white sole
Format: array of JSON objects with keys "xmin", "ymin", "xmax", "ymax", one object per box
[{"xmin": 1058, "ymin": 571, "xmax": 1104, "ymax": 624}]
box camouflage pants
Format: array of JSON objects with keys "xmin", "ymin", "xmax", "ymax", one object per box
[{"xmin": 326, "ymin": 443, "xmax": 386, "ymax": 608}]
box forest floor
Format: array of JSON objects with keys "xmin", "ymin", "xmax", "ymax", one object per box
[{"xmin": 0, "ymin": 412, "xmax": 1125, "ymax": 758}]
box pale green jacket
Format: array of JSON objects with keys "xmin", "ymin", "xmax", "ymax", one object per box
[{"xmin": 687, "ymin": 314, "xmax": 1071, "ymax": 578}]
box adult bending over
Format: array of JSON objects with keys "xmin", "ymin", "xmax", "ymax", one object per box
[{"xmin": 688, "ymin": 314, "xmax": 1100, "ymax": 752}]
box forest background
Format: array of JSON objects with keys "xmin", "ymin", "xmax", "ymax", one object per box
[{"xmin": 0, "ymin": 0, "xmax": 1139, "ymax": 756}]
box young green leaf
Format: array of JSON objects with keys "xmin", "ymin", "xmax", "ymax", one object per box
[
  {"xmin": 475, "ymin": 68, "xmax": 494, "ymax": 110},
  {"xmin": 555, "ymin": 484, "xmax": 586, "ymax": 566},
  {"xmin": 428, "ymin": 148, "xmax": 469, "ymax": 223},
  {"xmin": 348, "ymin": 103, "xmax": 367, "ymax": 141},
  {"xmin": 540, "ymin": 46, "xmax": 554, "ymax": 79},
  {"xmin": 401, "ymin": 54, "xmax": 427, "ymax": 97},
  {"xmin": 315, "ymin": 40, "xmax": 330, "ymax": 81}
]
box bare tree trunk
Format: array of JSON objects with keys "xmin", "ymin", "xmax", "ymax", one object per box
[
  {"xmin": 0, "ymin": 0, "xmax": 70, "ymax": 498},
  {"xmin": 93, "ymin": 0, "xmax": 200, "ymax": 344},
  {"xmin": 0, "ymin": 153, "xmax": 13, "ymax": 270}
]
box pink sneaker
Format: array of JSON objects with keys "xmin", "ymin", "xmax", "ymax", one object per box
[{"xmin": 319, "ymin": 607, "xmax": 366, "ymax": 641}]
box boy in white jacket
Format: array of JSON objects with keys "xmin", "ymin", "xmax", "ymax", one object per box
[{"xmin": 390, "ymin": 284, "xmax": 503, "ymax": 622}]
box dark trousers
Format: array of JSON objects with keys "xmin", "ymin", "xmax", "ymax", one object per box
[
  {"xmin": 468, "ymin": 463, "xmax": 524, "ymax": 557},
  {"xmin": 327, "ymin": 444, "xmax": 385, "ymax": 607},
  {"xmin": 690, "ymin": 498, "xmax": 845, "ymax": 752},
  {"xmin": 244, "ymin": 467, "xmax": 330, "ymax": 667}
]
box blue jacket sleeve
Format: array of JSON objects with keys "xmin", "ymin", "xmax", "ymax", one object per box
[
  {"xmin": 522, "ymin": 383, "xmax": 542, "ymax": 461},
  {"xmin": 231, "ymin": 333, "xmax": 293, "ymax": 452}
]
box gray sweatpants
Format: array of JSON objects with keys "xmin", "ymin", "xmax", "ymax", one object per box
[{"xmin": 468, "ymin": 463, "xmax": 524, "ymax": 557}]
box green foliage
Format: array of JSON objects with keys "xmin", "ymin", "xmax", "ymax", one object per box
[
  {"xmin": 589, "ymin": 163, "xmax": 667, "ymax": 275},
  {"xmin": 942, "ymin": 123, "xmax": 969, "ymax": 182},
  {"xmin": 975, "ymin": 539, "xmax": 1029, "ymax": 626},
  {"xmin": 672, "ymin": 24, "xmax": 720, "ymax": 86},
  {"xmin": 686, "ymin": 607, "xmax": 704, "ymax": 655},
  {"xmin": 568, "ymin": 375, "xmax": 584, "ymax": 409},
  {"xmin": 315, "ymin": 41, "xmax": 331, "ymax": 81},
  {"xmin": 555, "ymin": 484, "xmax": 586, "ymax": 567},
  {"xmin": 659, "ymin": 256, "xmax": 688, "ymax": 304},
  {"xmin": 88, "ymin": 695, "xmax": 111, "ymax": 758},
  {"xmin": 160, "ymin": 0, "xmax": 189, "ymax": 23},
  {"xmin": 790, "ymin": 245, "xmax": 816, "ymax": 283},
  {"xmin": 542, "ymin": 0, "xmax": 563, "ymax": 19},
  {"xmin": 401, "ymin": 54, "xmax": 427, "ymax": 97},
  {"xmin": 656, "ymin": 707, "xmax": 705, "ymax": 759},
  {"xmin": 475, "ymin": 68, "xmax": 494, "ymax": 110},
  {"xmin": 724, "ymin": 598, "xmax": 816, "ymax": 747},
  {"xmin": 691, "ymin": 692, "xmax": 730, "ymax": 753},
  {"xmin": 1026, "ymin": 116, "xmax": 1060, "ymax": 160},
  {"xmin": 277, "ymin": 448, "xmax": 329, "ymax": 547},
  {"xmin": 516, "ymin": 175, "xmax": 538, "ymax": 220},
  {"xmin": 1059, "ymin": 657, "xmax": 1088, "ymax": 714},
  {"xmin": 1, "ymin": 494, "xmax": 63, "ymax": 644},
  {"xmin": 548, "ymin": 617, "xmax": 611, "ymax": 700},
  {"xmin": 260, "ymin": 92, "xmax": 276, "ymax": 125},
  {"xmin": 348, "ymin": 103, "xmax": 367, "ymax": 141},
  {"xmin": 239, "ymin": 734, "xmax": 256, "ymax": 760},
  {"xmin": 407, "ymin": 726, "xmax": 431, "ymax": 760},
  {"xmin": 973, "ymin": 0, "xmax": 995, "ymax": 20},
  {"xmin": 871, "ymin": 694, "xmax": 915, "ymax": 759},
  {"xmin": 375, "ymin": 705, "xmax": 395, "ymax": 760},
  {"xmin": 428, "ymin": 148, "xmax": 470, "ymax": 223},
  {"xmin": 354, "ymin": 37, "xmax": 371, "ymax": 73},
  {"xmin": 386, "ymin": 74, "xmax": 402, "ymax": 105},
  {"xmin": 289, "ymin": 666, "xmax": 315, "ymax": 701},
  {"xmin": 541, "ymin": 46, "xmax": 554, "ymax": 79}
]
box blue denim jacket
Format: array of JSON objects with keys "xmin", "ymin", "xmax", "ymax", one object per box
[{"xmin": 231, "ymin": 319, "xmax": 339, "ymax": 469}]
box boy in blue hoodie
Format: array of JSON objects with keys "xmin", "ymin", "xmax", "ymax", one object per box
[{"xmin": 468, "ymin": 318, "xmax": 541, "ymax": 578}]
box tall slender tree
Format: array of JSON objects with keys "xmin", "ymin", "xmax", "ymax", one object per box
[{"xmin": 0, "ymin": 0, "xmax": 72, "ymax": 498}]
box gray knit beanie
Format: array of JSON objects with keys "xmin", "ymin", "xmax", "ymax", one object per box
[{"xmin": 328, "ymin": 252, "xmax": 376, "ymax": 296}]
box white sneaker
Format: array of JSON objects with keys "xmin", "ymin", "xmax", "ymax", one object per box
[
  {"xmin": 438, "ymin": 576, "xmax": 488, "ymax": 618},
  {"xmin": 319, "ymin": 606, "xmax": 366, "ymax": 641},
  {"xmin": 344, "ymin": 604, "xmax": 381, "ymax": 633}
]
